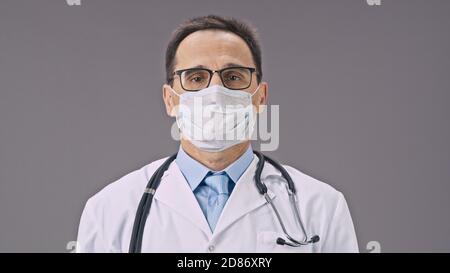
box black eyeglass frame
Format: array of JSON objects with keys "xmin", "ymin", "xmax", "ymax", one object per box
[{"xmin": 172, "ymin": 66, "xmax": 257, "ymax": 91}]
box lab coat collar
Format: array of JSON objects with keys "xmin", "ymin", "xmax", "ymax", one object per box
[
  {"xmin": 152, "ymin": 154, "xmax": 276, "ymax": 240},
  {"xmin": 212, "ymin": 154, "xmax": 276, "ymax": 237},
  {"xmin": 153, "ymin": 160, "xmax": 213, "ymax": 238}
]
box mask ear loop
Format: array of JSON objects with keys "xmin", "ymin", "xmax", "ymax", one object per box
[
  {"xmin": 250, "ymin": 84, "xmax": 266, "ymax": 114},
  {"xmin": 168, "ymin": 86, "xmax": 200, "ymax": 141},
  {"xmin": 167, "ymin": 86, "xmax": 182, "ymax": 128},
  {"xmin": 167, "ymin": 85, "xmax": 181, "ymax": 116},
  {"xmin": 169, "ymin": 85, "xmax": 181, "ymax": 97},
  {"xmin": 250, "ymin": 84, "xmax": 261, "ymax": 97}
]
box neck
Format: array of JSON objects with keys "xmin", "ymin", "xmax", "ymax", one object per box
[{"xmin": 180, "ymin": 139, "xmax": 251, "ymax": 171}]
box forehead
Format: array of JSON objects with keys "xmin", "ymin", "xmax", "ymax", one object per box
[{"xmin": 174, "ymin": 30, "xmax": 255, "ymax": 70}]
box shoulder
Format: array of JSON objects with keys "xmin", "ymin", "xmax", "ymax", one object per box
[
  {"xmin": 282, "ymin": 164, "xmax": 344, "ymax": 202},
  {"xmin": 83, "ymin": 157, "xmax": 169, "ymax": 213},
  {"xmin": 77, "ymin": 157, "xmax": 170, "ymax": 252}
]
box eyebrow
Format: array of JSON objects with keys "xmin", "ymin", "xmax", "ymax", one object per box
[{"xmin": 186, "ymin": 62, "xmax": 248, "ymax": 70}]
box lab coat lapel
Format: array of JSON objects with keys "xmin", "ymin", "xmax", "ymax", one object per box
[
  {"xmin": 153, "ymin": 161, "xmax": 213, "ymax": 238},
  {"xmin": 213, "ymin": 154, "xmax": 276, "ymax": 236}
]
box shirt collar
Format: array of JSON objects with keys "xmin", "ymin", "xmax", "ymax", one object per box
[{"xmin": 176, "ymin": 145, "xmax": 254, "ymax": 191}]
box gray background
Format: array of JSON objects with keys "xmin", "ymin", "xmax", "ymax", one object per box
[{"xmin": 0, "ymin": 0, "xmax": 449, "ymax": 252}]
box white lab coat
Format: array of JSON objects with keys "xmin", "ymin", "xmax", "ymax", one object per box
[{"xmin": 77, "ymin": 154, "xmax": 358, "ymax": 253}]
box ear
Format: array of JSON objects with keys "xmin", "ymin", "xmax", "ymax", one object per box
[{"xmin": 162, "ymin": 84, "xmax": 178, "ymax": 117}]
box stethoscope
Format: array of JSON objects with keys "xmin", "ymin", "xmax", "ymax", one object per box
[{"xmin": 129, "ymin": 150, "xmax": 320, "ymax": 253}]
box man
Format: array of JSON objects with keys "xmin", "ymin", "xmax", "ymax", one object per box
[{"xmin": 77, "ymin": 15, "xmax": 358, "ymax": 252}]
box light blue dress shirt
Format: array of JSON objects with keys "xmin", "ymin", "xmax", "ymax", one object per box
[{"xmin": 175, "ymin": 145, "xmax": 254, "ymax": 230}]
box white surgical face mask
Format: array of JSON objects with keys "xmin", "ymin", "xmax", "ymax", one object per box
[{"xmin": 171, "ymin": 84, "xmax": 260, "ymax": 152}]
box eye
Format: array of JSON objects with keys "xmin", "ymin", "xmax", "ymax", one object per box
[
  {"xmin": 224, "ymin": 72, "xmax": 244, "ymax": 81},
  {"xmin": 186, "ymin": 73, "xmax": 207, "ymax": 83},
  {"xmin": 228, "ymin": 75, "xmax": 241, "ymax": 81},
  {"xmin": 190, "ymin": 76, "xmax": 204, "ymax": 82}
]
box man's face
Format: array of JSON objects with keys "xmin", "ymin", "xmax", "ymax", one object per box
[{"xmin": 163, "ymin": 29, "xmax": 268, "ymax": 116}]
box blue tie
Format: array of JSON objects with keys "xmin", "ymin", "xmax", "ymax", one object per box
[{"xmin": 203, "ymin": 172, "xmax": 231, "ymax": 231}]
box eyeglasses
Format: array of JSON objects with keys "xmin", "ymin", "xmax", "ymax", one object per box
[{"xmin": 173, "ymin": 66, "xmax": 257, "ymax": 91}]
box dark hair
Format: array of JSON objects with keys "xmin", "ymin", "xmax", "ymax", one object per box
[{"xmin": 165, "ymin": 14, "xmax": 262, "ymax": 85}]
